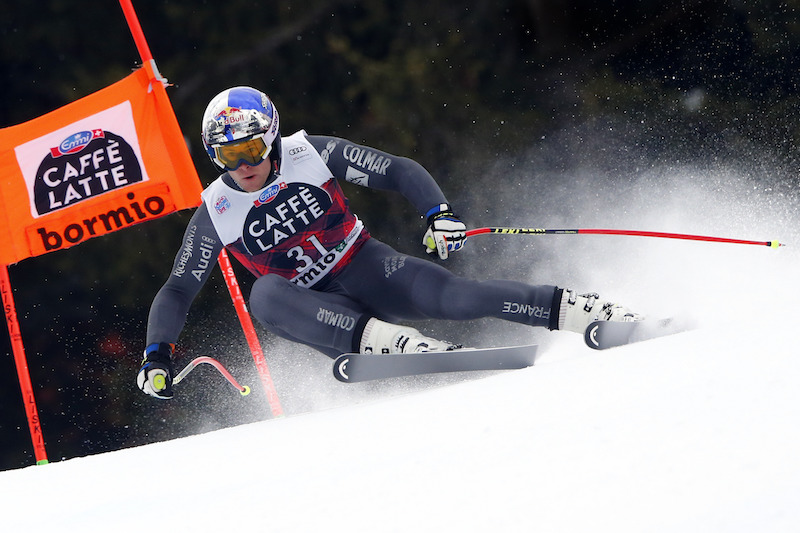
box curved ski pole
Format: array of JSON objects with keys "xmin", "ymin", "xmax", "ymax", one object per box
[
  {"xmin": 173, "ymin": 356, "xmax": 251, "ymax": 396},
  {"xmin": 463, "ymin": 227, "xmax": 784, "ymax": 248}
]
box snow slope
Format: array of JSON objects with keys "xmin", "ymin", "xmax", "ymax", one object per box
[
  {"xmin": 1, "ymin": 319, "xmax": 799, "ymax": 533},
  {"xmin": 1, "ymin": 166, "xmax": 798, "ymax": 532}
]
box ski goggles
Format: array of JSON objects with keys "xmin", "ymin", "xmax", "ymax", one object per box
[{"xmin": 212, "ymin": 135, "xmax": 271, "ymax": 171}]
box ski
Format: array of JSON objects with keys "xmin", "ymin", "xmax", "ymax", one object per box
[
  {"xmin": 584, "ymin": 318, "xmax": 689, "ymax": 350},
  {"xmin": 333, "ymin": 344, "xmax": 538, "ymax": 383}
]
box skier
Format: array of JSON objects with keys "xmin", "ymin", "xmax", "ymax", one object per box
[{"xmin": 137, "ymin": 86, "xmax": 641, "ymax": 399}]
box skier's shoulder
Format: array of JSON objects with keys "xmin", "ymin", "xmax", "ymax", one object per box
[
  {"xmin": 282, "ymin": 129, "xmax": 322, "ymax": 153},
  {"xmin": 281, "ymin": 130, "xmax": 333, "ymax": 167},
  {"xmin": 302, "ymin": 133, "xmax": 365, "ymax": 160}
]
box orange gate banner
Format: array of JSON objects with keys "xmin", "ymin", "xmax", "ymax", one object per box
[{"xmin": 0, "ymin": 62, "xmax": 202, "ymax": 264}]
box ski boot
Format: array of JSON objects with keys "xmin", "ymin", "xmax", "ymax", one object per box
[
  {"xmin": 359, "ymin": 318, "xmax": 460, "ymax": 354},
  {"xmin": 556, "ymin": 289, "xmax": 643, "ymax": 334}
]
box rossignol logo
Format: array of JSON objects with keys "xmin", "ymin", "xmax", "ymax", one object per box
[
  {"xmin": 319, "ymin": 139, "xmax": 338, "ymax": 164},
  {"xmin": 33, "ymin": 129, "xmax": 144, "ymax": 216}
]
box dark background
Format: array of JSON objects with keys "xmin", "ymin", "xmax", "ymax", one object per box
[{"xmin": 1, "ymin": 0, "xmax": 798, "ymax": 470}]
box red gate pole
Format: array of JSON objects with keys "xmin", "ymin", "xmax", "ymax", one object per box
[
  {"xmin": 218, "ymin": 251, "xmax": 284, "ymax": 417},
  {"xmin": 2, "ymin": 265, "xmax": 49, "ymax": 465},
  {"xmin": 119, "ymin": 0, "xmax": 154, "ymax": 63}
]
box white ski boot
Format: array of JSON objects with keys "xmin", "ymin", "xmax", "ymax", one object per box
[
  {"xmin": 359, "ymin": 318, "xmax": 459, "ymax": 354},
  {"xmin": 557, "ymin": 289, "xmax": 643, "ymax": 334}
]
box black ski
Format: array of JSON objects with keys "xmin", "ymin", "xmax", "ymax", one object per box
[
  {"xmin": 584, "ymin": 318, "xmax": 689, "ymax": 350},
  {"xmin": 333, "ymin": 344, "xmax": 538, "ymax": 383}
]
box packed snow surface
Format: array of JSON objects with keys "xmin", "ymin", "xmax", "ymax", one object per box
[{"xmin": 2, "ymin": 167, "xmax": 798, "ymax": 532}]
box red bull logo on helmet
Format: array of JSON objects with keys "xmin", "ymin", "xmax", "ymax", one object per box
[{"xmin": 213, "ymin": 106, "xmax": 245, "ymax": 126}]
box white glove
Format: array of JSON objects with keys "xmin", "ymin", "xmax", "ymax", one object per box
[
  {"xmin": 423, "ymin": 208, "xmax": 467, "ymax": 260},
  {"xmin": 136, "ymin": 343, "xmax": 175, "ymax": 399}
]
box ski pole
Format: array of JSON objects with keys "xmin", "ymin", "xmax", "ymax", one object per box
[
  {"xmin": 464, "ymin": 227, "xmax": 784, "ymax": 248},
  {"xmin": 173, "ymin": 356, "xmax": 251, "ymax": 396}
]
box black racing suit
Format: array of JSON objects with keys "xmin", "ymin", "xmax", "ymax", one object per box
[{"xmin": 146, "ymin": 132, "xmax": 558, "ymax": 358}]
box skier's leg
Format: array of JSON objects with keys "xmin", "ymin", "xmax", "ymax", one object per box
[
  {"xmin": 382, "ymin": 266, "xmax": 642, "ymax": 333},
  {"xmin": 336, "ymin": 239, "xmax": 559, "ymax": 327},
  {"xmin": 249, "ymin": 274, "xmax": 367, "ymax": 358},
  {"xmin": 335, "ymin": 239, "xmax": 642, "ymax": 342}
]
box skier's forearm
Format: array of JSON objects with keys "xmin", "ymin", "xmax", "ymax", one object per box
[
  {"xmin": 369, "ymin": 155, "xmax": 449, "ymax": 214},
  {"xmin": 145, "ymin": 206, "xmax": 223, "ymax": 346},
  {"xmin": 307, "ymin": 134, "xmax": 449, "ymax": 214},
  {"xmin": 146, "ymin": 282, "xmax": 197, "ymax": 345}
]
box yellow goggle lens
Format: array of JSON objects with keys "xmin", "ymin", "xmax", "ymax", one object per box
[{"xmin": 215, "ymin": 137, "xmax": 270, "ymax": 170}]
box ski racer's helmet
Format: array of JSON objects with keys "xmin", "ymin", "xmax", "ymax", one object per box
[{"xmin": 201, "ymin": 86, "xmax": 281, "ymax": 171}]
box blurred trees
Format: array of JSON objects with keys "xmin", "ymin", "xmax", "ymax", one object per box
[{"xmin": 1, "ymin": 0, "xmax": 798, "ymax": 470}]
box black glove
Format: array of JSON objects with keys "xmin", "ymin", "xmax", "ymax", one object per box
[
  {"xmin": 423, "ymin": 206, "xmax": 467, "ymax": 259},
  {"xmin": 136, "ymin": 342, "xmax": 175, "ymax": 400}
]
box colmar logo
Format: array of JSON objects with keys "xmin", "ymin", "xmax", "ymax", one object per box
[{"xmin": 343, "ymin": 144, "xmax": 391, "ymax": 175}]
